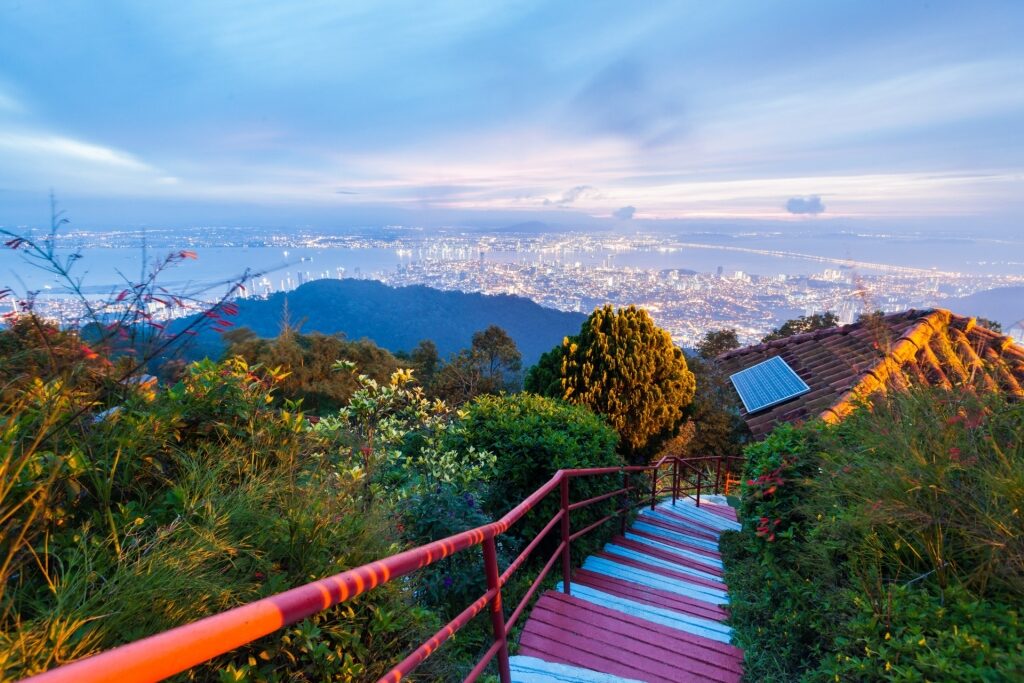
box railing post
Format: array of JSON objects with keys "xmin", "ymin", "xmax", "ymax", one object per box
[
  {"xmin": 672, "ymin": 458, "xmax": 679, "ymax": 505},
  {"xmin": 715, "ymin": 456, "xmax": 723, "ymax": 495},
  {"xmin": 482, "ymin": 534, "xmax": 512, "ymax": 683},
  {"xmin": 696, "ymin": 468, "xmax": 702, "ymax": 507},
  {"xmin": 560, "ymin": 475, "xmax": 571, "ymax": 595},
  {"xmin": 619, "ymin": 469, "xmax": 628, "ymax": 535},
  {"xmin": 650, "ymin": 465, "xmax": 657, "ymax": 511}
]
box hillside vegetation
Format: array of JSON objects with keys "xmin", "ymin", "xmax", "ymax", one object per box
[
  {"xmin": 723, "ymin": 386, "xmax": 1024, "ymax": 681},
  {"xmin": 0, "ymin": 313, "xmax": 634, "ymax": 681}
]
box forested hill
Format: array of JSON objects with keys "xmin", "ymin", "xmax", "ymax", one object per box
[{"xmin": 175, "ymin": 278, "xmax": 586, "ymax": 365}]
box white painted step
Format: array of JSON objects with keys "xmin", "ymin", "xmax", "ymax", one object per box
[{"xmin": 510, "ymin": 655, "xmax": 643, "ymax": 682}]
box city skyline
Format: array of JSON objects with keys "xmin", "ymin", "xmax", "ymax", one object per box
[{"xmin": 1, "ymin": 1, "xmax": 1023, "ymax": 230}]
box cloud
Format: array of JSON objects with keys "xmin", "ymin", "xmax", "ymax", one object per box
[
  {"xmin": 0, "ymin": 132, "xmax": 152, "ymax": 171},
  {"xmin": 544, "ymin": 184, "xmax": 601, "ymax": 206},
  {"xmin": 613, "ymin": 205, "xmax": 636, "ymax": 219},
  {"xmin": 785, "ymin": 195, "xmax": 825, "ymax": 215}
]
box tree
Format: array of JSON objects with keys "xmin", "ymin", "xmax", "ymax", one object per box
[
  {"xmin": 223, "ymin": 326, "xmax": 400, "ymax": 413},
  {"xmin": 977, "ymin": 317, "xmax": 1003, "ymax": 333},
  {"xmin": 761, "ymin": 311, "xmax": 839, "ymax": 343},
  {"xmin": 446, "ymin": 393, "xmax": 621, "ymax": 551},
  {"xmin": 677, "ymin": 353, "xmax": 750, "ymax": 457},
  {"xmin": 523, "ymin": 342, "xmax": 568, "ymax": 397},
  {"xmin": 409, "ymin": 339, "xmax": 440, "ymax": 385},
  {"xmin": 431, "ymin": 325, "xmax": 522, "ymax": 404},
  {"xmin": 562, "ymin": 305, "xmax": 695, "ymax": 461},
  {"xmin": 696, "ymin": 328, "xmax": 740, "ymax": 359},
  {"xmin": 471, "ymin": 325, "xmax": 522, "ymax": 381}
]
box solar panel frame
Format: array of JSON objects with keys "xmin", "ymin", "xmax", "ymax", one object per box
[{"xmin": 729, "ymin": 356, "xmax": 811, "ymax": 414}]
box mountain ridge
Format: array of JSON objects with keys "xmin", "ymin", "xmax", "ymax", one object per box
[{"xmin": 174, "ymin": 278, "xmax": 586, "ymax": 365}]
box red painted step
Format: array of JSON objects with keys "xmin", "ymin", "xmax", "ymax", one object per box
[
  {"xmin": 635, "ymin": 513, "xmax": 720, "ymax": 542},
  {"xmin": 648, "ymin": 507, "xmax": 728, "ymax": 536},
  {"xmin": 519, "ymin": 591, "xmax": 742, "ymax": 682},
  {"xmin": 574, "ymin": 568, "xmax": 728, "ymax": 622},
  {"xmin": 697, "ymin": 503, "xmax": 739, "ymax": 522},
  {"xmin": 610, "ymin": 535, "xmax": 725, "ymax": 577},
  {"xmin": 592, "ymin": 551, "xmax": 727, "ymax": 593},
  {"xmin": 628, "ymin": 528, "xmax": 723, "ymax": 560}
]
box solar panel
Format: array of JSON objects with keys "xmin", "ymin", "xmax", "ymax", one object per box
[{"xmin": 729, "ymin": 356, "xmax": 810, "ymax": 414}]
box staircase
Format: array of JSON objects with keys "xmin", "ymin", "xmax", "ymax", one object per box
[{"xmin": 509, "ymin": 496, "xmax": 742, "ymax": 682}]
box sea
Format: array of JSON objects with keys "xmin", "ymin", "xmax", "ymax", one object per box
[{"xmin": 1, "ymin": 231, "xmax": 1021, "ymax": 300}]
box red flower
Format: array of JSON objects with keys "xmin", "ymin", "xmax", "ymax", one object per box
[{"xmin": 179, "ymin": 250, "xmax": 198, "ymax": 260}]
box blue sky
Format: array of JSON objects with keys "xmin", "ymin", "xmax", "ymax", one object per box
[{"xmin": 0, "ymin": 0, "xmax": 1022, "ymax": 229}]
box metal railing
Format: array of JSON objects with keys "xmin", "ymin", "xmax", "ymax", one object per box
[{"xmin": 26, "ymin": 454, "xmax": 743, "ymax": 683}]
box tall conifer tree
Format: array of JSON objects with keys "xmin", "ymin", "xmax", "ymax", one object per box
[{"xmin": 562, "ymin": 305, "xmax": 695, "ymax": 459}]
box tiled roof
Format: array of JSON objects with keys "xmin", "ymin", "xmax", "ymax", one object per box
[{"xmin": 716, "ymin": 308, "xmax": 1024, "ymax": 439}]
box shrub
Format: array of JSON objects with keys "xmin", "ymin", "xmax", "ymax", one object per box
[
  {"xmin": 723, "ymin": 385, "xmax": 1024, "ymax": 682},
  {"xmin": 0, "ymin": 356, "xmax": 436, "ymax": 681},
  {"xmin": 811, "ymin": 584, "xmax": 1023, "ymax": 681},
  {"xmin": 447, "ymin": 394, "xmax": 623, "ymax": 557}
]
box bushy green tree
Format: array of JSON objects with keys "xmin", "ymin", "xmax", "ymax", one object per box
[
  {"xmin": 409, "ymin": 339, "xmax": 440, "ymax": 385},
  {"xmin": 696, "ymin": 328, "xmax": 740, "ymax": 359},
  {"xmin": 431, "ymin": 325, "xmax": 522, "ymax": 404},
  {"xmin": 679, "ymin": 353, "xmax": 750, "ymax": 457},
  {"xmin": 761, "ymin": 311, "xmax": 839, "ymax": 343},
  {"xmin": 523, "ymin": 342, "xmax": 568, "ymax": 397},
  {"xmin": 445, "ymin": 393, "xmax": 622, "ymax": 550},
  {"xmin": 562, "ymin": 305, "xmax": 695, "ymax": 461}
]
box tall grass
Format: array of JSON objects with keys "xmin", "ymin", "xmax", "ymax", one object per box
[
  {"xmin": 0, "ymin": 349, "xmax": 435, "ymax": 681},
  {"xmin": 724, "ymin": 384, "xmax": 1024, "ymax": 681}
]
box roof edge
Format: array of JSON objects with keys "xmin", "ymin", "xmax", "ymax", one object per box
[{"xmin": 820, "ymin": 309, "xmax": 951, "ymax": 424}]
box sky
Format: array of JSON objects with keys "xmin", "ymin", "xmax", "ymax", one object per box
[{"xmin": 0, "ymin": 0, "xmax": 1022, "ymax": 230}]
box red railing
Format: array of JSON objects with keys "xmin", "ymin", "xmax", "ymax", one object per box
[{"xmin": 25, "ymin": 454, "xmax": 743, "ymax": 683}]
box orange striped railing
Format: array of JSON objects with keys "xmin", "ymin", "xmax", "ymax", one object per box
[{"xmin": 25, "ymin": 454, "xmax": 743, "ymax": 683}]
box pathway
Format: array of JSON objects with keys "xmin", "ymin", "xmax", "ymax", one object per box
[{"xmin": 508, "ymin": 496, "xmax": 743, "ymax": 682}]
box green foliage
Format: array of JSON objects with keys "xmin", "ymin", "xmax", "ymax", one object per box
[
  {"xmin": 816, "ymin": 585, "xmax": 1023, "ymax": 682},
  {"xmin": 0, "ymin": 354, "xmax": 438, "ymax": 681},
  {"xmin": 723, "ymin": 386, "xmax": 1024, "ymax": 682},
  {"xmin": 761, "ymin": 311, "xmax": 839, "ymax": 343},
  {"xmin": 0, "ymin": 315, "xmax": 120, "ymax": 402},
  {"xmin": 223, "ymin": 326, "xmax": 400, "ymax": 414},
  {"xmin": 447, "ymin": 394, "xmax": 623, "ymax": 555},
  {"xmin": 523, "ymin": 343, "xmax": 568, "ymax": 398},
  {"xmin": 430, "ymin": 325, "xmax": 523, "ymax": 404},
  {"xmin": 975, "ymin": 316, "xmax": 1002, "ymax": 333},
  {"xmin": 408, "ymin": 339, "xmax": 441, "ymax": 385},
  {"xmin": 402, "ymin": 485, "xmax": 507, "ymax": 616},
  {"xmin": 678, "ymin": 354, "xmax": 749, "ymax": 457},
  {"xmin": 562, "ymin": 305, "xmax": 695, "ymax": 461},
  {"xmin": 696, "ymin": 328, "xmax": 740, "ymax": 359}
]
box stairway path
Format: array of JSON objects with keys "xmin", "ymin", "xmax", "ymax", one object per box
[{"xmin": 509, "ymin": 496, "xmax": 742, "ymax": 683}]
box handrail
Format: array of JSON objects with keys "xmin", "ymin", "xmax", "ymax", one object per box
[{"xmin": 25, "ymin": 453, "xmax": 742, "ymax": 683}]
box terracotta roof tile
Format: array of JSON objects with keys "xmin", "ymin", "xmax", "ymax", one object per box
[{"xmin": 716, "ymin": 308, "xmax": 1024, "ymax": 439}]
